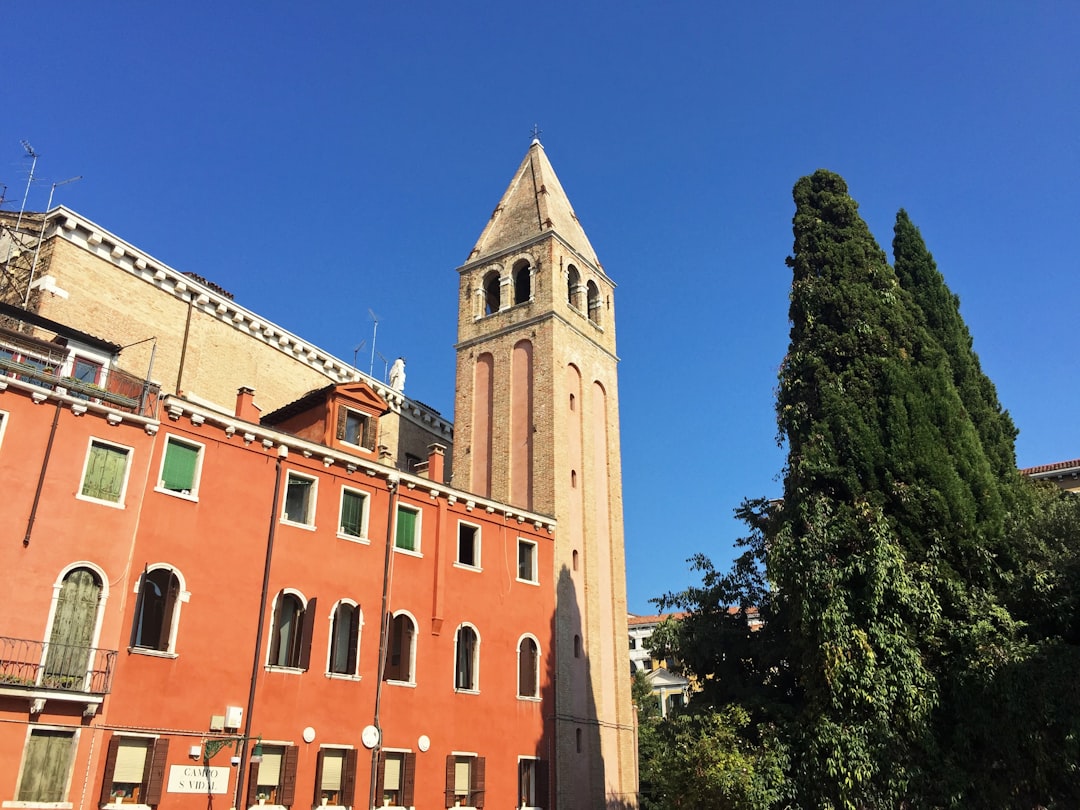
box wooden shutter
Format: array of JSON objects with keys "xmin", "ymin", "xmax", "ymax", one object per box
[
  {"xmin": 129, "ymin": 567, "xmax": 148, "ymax": 648},
  {"xmin": 246, "ymin": 761, "xmax": 261, "ymax": 808},
  {"xmin": 402, "ymin": 753, "xmax": 416, "ymax": 808},
  {"xmin": 144, "ymin": 739, "xmax": 169, "ymax": 806},
  {"xmin": 395, "ymin": 507, "xmax": 416, "ymax": 551},
  {"xmin": 362, "ymin": 415, "xmax": 376, "ymax": 451},
  {"xmin": 341, "ymin": 749, "xmax": 358, "ymax": 807},
  {"xmin": 336, "ymin": 407, "xmax": 348, "ymax": 441},
  {"xmin": 45, "ymin": 569, "xmax": 99, "ymax": 685},
  {"xmin": 298, "ymin": 597, "xmax": 317, "ymax": 670},
  {"xmin": 535, "ymin": 760, "xmax": 549, "ymax": 809},
  {"xmin": 99, "ymin": 735, "xmax": 121, "ymax": 805},
  {"xmin": 444, "ymin": 755, "xmax": 455, "ymax": 807},
  {"xmin": 312, "ymin": 750, "xmax": 325, "ymax": 805},
  {"xmin": 374, "ymin": 752, "xmax": 385, "ymax": 804},
  {"xmin": 279, "ymin": 746, "xmax": 299, "ymax": 806},
  {"xmin": 472, "ymin": 757, "xmax": 485, "ymax": 809}
]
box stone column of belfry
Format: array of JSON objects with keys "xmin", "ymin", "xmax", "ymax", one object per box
[{"xmin": 453, "ymin": 140, "xmax": 637, "ymax": 809}]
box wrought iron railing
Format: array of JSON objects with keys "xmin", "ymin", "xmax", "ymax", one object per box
[{"xmin": 0, "ymin": 636, "xmax": 116, "ymax": 695}]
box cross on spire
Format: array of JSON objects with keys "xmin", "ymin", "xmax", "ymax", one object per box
[{"xmin": 529, "ymin": 123, "xmax": 543, "ymax": 144}]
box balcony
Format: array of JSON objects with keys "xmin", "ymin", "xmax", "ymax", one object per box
[{"xmin": 0, "ymin": 636, "xmax": 116, "ymax": 714}]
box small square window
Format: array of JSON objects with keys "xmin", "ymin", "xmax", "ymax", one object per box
[
  {"xmin": 157, "ymin": 436, "xmax": 203, "ymax": 497},
  {"xmin": 456, "ymin": 522, "xmax": 480, "ymax": 568},
  {"xmin": 283, "ymin": 472, "xmax": 317, "ymax": 526},
  {"xmin": 339, "ymin": 488, "xmax": 369, "ymax": 540},
  {"xmin": 79, "ymin": 439, "xmax": 133, "ymax": 506},
  {"xmin": 394, "ymin": 504, "xmax": 421, "ymax": 553},
  {"xmin": 517, "ymin": 539, "xmax": 538, "ymax": 583},
  {"xmin": 336, "ymin": 406, "xmax": 374, "ymax": 450}
]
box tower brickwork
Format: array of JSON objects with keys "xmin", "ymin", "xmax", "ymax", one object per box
[{"xmin": 453, "ymin": 141, "xmax": 637, "ymax": 808}]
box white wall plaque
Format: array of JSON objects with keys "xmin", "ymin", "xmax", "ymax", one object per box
[{"xmin": 167, "ymin": 764, "xmax": 230, "ymax": 794}]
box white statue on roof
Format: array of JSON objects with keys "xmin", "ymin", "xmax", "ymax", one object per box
[{"xmin": 389, "ymin": 357, "xmax": 406, "ymax": 392}]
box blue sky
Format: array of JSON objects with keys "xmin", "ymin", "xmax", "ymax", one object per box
[{"xmin": 3, "ymin": 2, "xmax": 1077, "ymax": 613}]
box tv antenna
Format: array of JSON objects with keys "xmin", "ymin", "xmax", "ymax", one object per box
[
  {"xmin": 25, "ymin": 175, "xmax": 81, "ymax": 306},
  {"xmin": 352, "ymin": 340, "xmax": 366, "ymax": 371},
  {"xmin": 376, "ymin": 351, "xmax": 390, "ymax": 383},
  {"xmin": 368, "ymin": 309, "xmax": 380, "ymax": 378}
]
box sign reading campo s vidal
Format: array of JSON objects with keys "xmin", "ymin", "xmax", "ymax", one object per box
[{"xmin": 167, "ymin": 764, "xmax": 230, "ymax": 794}]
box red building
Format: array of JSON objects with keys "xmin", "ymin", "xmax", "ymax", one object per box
[{"xmin": 0, "ymin": 308, "xmax": 556, "ymax": 810}]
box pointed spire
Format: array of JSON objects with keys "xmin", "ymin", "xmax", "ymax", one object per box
[{"xmin": 467, "ymin": 141, "xmax": 599, "ymax": 266}]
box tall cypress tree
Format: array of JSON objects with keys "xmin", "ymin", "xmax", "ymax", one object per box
[{"xmin": 772, "ymin": 170, "xmax": 1011, "ymax": 808}]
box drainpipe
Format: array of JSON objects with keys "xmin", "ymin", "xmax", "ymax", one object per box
[
  {"xmin": 235, "ymin": 449, "xmax": 286, "ymax": 809},
  {"xmin": 23, "ymin": 400, "xmax": 63, "ymax": 546},
  {"xmin": 368, "ymin": 474, "xmax": 400, "ymax": 810}
]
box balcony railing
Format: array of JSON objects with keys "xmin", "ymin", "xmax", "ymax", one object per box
[{"xmin": 0, "ymin": 636, "xmax": 116, "ymax": 696}]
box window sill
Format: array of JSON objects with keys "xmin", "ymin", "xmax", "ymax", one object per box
[
  {"xmin": 265, "ymin": 665, "xmax": 305, "ymax": 675},
  {"xmin": 515, "ymin": 577, "xmax": 540, "ymax": 587},
  {"xmin": 385, "ymin": 679, "xmax": 416, "ymax": 688},
  {"xmin": 393, "ymin": 547, "xmax": 423, "ymax": 558},
  {"xmin": 153, "ymin": 485, "xmax": 199, "ymax": 502},
  {"xmin": 336, "ymin": 533, "xmax": 371, "ymax": 545},
  {"xmin": 100, "ymin": 804, "xmax": 150, "ymax": 810},
  {"xmin": 326, "ymin": 672, "xmax": 361, "ymax": 682},
  {"xmin": 128, "ymin": 647, "xmax": 178, "ymax": 659},
  {"xmin": 3, "ymin": 804, "xmax": 75, "ymax": 809},
  {"xmin": 75, "ymin": 493, "xmax": 125, "ymax": 509},
  {"xmin": 280, "ymin": 519, "xmax": 317, "ymax": 532},
  {"xmin": 248, "ymin": 804, "xmax": 286, "ymax": 810},
  {"xmin": 453, "ymin": 562, "xmax": 482, "ymax": 573},
  {"xmin": 516, "ymin": 694, "xmax": 541, "ymax": 703},
  {"xmin": 454, "ymin": 687, "xmax": 480, "ymax": 696}
]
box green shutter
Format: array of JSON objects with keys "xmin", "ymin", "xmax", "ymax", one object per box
[
  {"xmin": 162, "ymin": 441, "xmax": 198, "ymax": 491},
  {"xmin": 395, "ymin": 507, "xmax": 416, "ymax": 550},
  {"xmin": 18, "ymin": 730, "xmax": 75, "ymax": 802},
  {"xmin": 340, "ymin": 491, "xmax": 363, "ymax": 537},
  {"xmin": 82, "ymin": 442, "xmax": 128, "ymax": 502}
]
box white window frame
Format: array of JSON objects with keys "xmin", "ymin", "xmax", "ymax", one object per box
[
  {"xmin": 315, "ymin": 745, "xmax": 354, "ymax": 808},
  {"xmin": 517, "ymin": 756, "xmax": 542, "ymax": 810},
  {"xmin": 516, "ymin": 538, "xmax": 539, "ymax": 585},
  {"xmin": 338, "ymin": 406, "xmax": 371, "ymax": 450},
  {"xmin": 449, "ymin": 751, "xmax": 480, "ymax": 809},
  {"xmin": 129, "ymin": 564, "xmax": 190, "ymax": 658},
  {"xmin": 281, "ymin": 470, "xmax": 318, "ymax": 529},
  {"xmin": 13, "ymin": 724, "xmax": 80, "ymax": 805},
  {"xmin": 454, "ymin": 520, "xmax": 482, "ymax": 571},
  {"xmin": 325, "ymin": 599, "xmax": 363, "ymax": 680},
  {"xmin": 265, "ymin": 588, "xmax": 309, "ymax": 673},
  {"xmin": 384, "ymin": 609, "xmax": 418, "ymax": 687},
  {"xmin": 337, "ymin": 486, "xmax": 370, "ymax": 543},
  {"xmin": 393, "ymin": 503, "xmax": 422, "ymax": 556},
  {"xmin": 0, "ymin": 409, "xmax": 8, "ymax": 454},
  {"xmin": 379, "ymin": 748, "xmax": 412, "ymax": 810},
  {"xmin": 154, "ymin": 434, "xmax": 205, "ymax": 501},
  {"xmin": 453, "ymin": 622, "xmax": 481, "ymax": 694},
  {"xmin": 76, "ymin": 437, "xmax": 134, "ymax": 509},
  {"xmin": 516, "ymin": 633, "xmax": 541, "ymax": 701}
]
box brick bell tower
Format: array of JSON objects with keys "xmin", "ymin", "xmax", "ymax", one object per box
[{"xmin": 452, "ymin": 140, "xmax": 637, "ymax": 809}]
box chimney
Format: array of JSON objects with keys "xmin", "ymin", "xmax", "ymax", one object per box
[
  {"xmin": 426, "ymin": 443, "xmax": 446, "ymax": 485},
  {"xmin": 235, "ymin": 387, "xmax": 261, "ymax": 422}
]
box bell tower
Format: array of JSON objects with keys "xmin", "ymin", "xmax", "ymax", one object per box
[{"xmin": 453, "ymin": 140, "xmax": 637, "ymax": 808}]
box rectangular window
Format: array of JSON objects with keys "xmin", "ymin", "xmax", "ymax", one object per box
[
  {"xmin": 395, "ymin": 504, "xmax": 421, "ymax": 553},
  {"xmin": 379, "ymin": 751, "xmax": 415, "ymax": 808},
  {"xmin": 315, "ymin": 748, "xmax": 357, "ymax": 807},
  {"xmin": 517, "ymin": 758, "xmax": 546, "ymax": 809},
  {"xmin": 444, "ymin": 755, "xmax": 485, "ymax": 808},
  {"xmin": 283, "ymin": 472, "xmax": 317, "ymax": 526},
  {"xmin": 17, "ymin": 728, "xmax": 76, "ymax": 803},
  {"xmin": 79, "ymin": 439, "xmax": 132, "ymax": 505},
  {"xmin": 517, "ymin": 539, "xmax": 538, "ymax": 583},
  {"xmin": 248, "ymin": 745, "xmax": 298, "ymax": 807},
  {"xmin": 0, "ymin": 410, "xmax": 7, "ymax": 453},
  {"xmin": 456, "ymin": 522, "xmax": 480, "ymax": 568},
  {"xmin": 338, "ymin": 488, "xmax": 369, "ymax": 540},
  {"xmin": 158, "ymin": 436, "xmax": 203, "ymax": 497},
  {"xmin": 336, "ymin": 406, "xmax": 374, "ymax": 450}
]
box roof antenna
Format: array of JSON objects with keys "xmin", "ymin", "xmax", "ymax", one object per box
[
  {"xmin": 376, "ymin": 351, "xmax": 390, "ymax": 383},
  {"xmin": 2, "ymin": 141, "xmax": 40, "ymax": 274},
  {"xmin": 352, "ymin": 340, "xmax": 366, "ymax": 372},
  {"xmin": 529, "ymin": 124, "xmax": 543, "ymax": 144},
  {"xmin": 368, "ymin": 309, "xmax": 380, "ymax": 378}
]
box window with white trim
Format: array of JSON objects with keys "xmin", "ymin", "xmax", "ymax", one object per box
[
  {"xmin": 247, "ymin": 744, "xmax": 298, "ymax": 807},
  {"xmin": 445, "ymin": 754, "xmax": 485, "ymax": 808},
  {"xmin": 517, "ymin": 539, "xmax": 538, "ymax": 584},
  {"xmin": 384, "ymin": 612, "xmax": 416, "ymax": 684},
  {"xmin": 268, "ymin": 591, "xmax": 314, "ymax": 670},
  {"xmin": 379, "ymin": 751, "xmax": 415, "ymax": 808},
  {"xmin": 517, "ymin": 758, "xmax": 546, "ymax": 809},
  {"xmin": 282, "ymin": 471, "xmax": 317, "ymax": 527},
  {"xmin": 336, "ymin": 406, "xmax": 375, "ymax": 451},
  {"xmin": 131, "ymin": 566, "xmax": 184, "ymax": 653},
  {"xmin": 79, "ymin": 438, "xmax": 133, "ymax": 506},
  {"xmin": 314, "ymin": 747, "xmax": 357, "ymax": 807},
  {"xmin": 0, "ymin": 410, "xmax": 8, "ymax": 453},
  {"xmin": 454, "ymin": 624, "xmax": 480, "ymax": 692},
  {"xmin": 456, "ymin": 521, "xmax": 480, "ymax": 568},
  {"xmin": 99, "ymin": 735, "xmax": 169, "ymax": 806},
  {"xmin": 338, "ymin": 487, "xmax": 369, "ymax": 540},
  {"xmin": 517, "ymin": 635, "xmax": 539, "ymax": 699},
  {"xmin": 328, "ymin": 602, "xmax": 361, "ymax": 677},
  {"xmin": 16, "ymin": 727, "xmax": 77, "ymax": 802},
  {"xmin": 157, "ymin": 436, "xmax": 203, "ymax": 497},
  {"xmin": 394, "ymin": 504, "xmax": 421, "ymax": 553}
]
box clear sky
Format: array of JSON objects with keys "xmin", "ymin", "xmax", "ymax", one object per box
[{"xmin": 3, "ymin": 2, "xmax": 1077, "ymax": 614}]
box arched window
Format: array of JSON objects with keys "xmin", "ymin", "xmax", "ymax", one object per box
[
  {"xmin": 586, "ymin": 281, "xmax": 601, "ymax": 325},
  {"xmin": 268, "ymin": 591, "xmax": 309, "ymax": 669},
  {"xmin": 567, "ymin": 265, "xmax": 581, "ymax": 308},
  {"xmin": 131, "ymin": 566, "xmax": 183, "ymax": 653},
  {"xmin": 517, "ymin": 636, "xmax": 539, "ymax": 698},
  {"xmin": 513, "ymin": 261, "xmax": 531, "ymax": 305},
  {"xmin": 384, "ymin": 611, "xmax": 417, "ymax": 683},
  {"xmin": 44, "ymin": 566, "xmax": 104, "ymax": 690},
  {"xmin": 454, "ymin": 624, "xmax": 480, "ymax": 691},
  {"xmin": 328, "ymin": 601, "xmax": 361, "ymax": 676},
  {"xmin": 482, "ymin": 271, "xmax": 501, "ymax": 316}
]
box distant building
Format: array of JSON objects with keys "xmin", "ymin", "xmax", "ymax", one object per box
[
  {"xmin": 1022, "ymin": 459, "xmax": 1080, "ymax": 493},
  {"xmin": 627, "ymin": 614, "xmax": 689, "ymax": 718}
]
